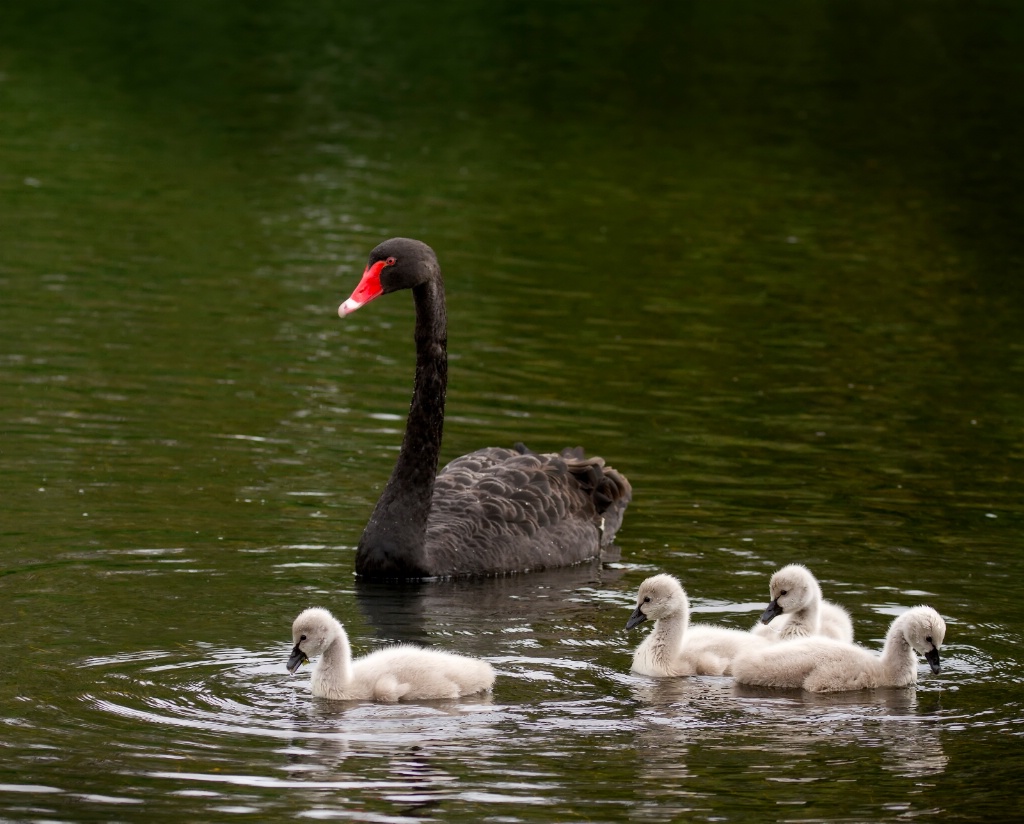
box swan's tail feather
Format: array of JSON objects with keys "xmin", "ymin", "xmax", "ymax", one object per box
[{"xmin": 549, "ymin": 446, "xmax": 633, "ymax": 545}]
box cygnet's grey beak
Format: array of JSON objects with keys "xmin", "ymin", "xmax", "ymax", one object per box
[
  {"xmin": 760, "ymin": 599, "xmax": 784, "ymax": 624},
  {"xmin": 925, "ymin": 647, "xmax": 941, "ymax": 675},
  {"xmin": 625, "ymin": 606, "xmax": 648, "ymax": 630},
  {"xmin": 287, "ymin": 645, "xmax": 309, "ymax": 674}
]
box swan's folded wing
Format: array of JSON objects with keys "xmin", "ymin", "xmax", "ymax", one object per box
[{"xmin": 429, "ymin": 446, "xmax": 630, "ymax": 575}]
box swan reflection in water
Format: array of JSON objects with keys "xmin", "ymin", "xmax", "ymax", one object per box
[
  {"xmin": 627, "ymin": 675, "xmax": 947, "ymax": 784},
  {"xmin": 352, "ymin": 553, "xmax": 627, "ymax": 654},
  {"xmin": 278, "ymin": 701, "xmax": 503, "ymax": 818}
]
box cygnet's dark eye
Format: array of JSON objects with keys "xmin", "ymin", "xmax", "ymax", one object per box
[
  {"xmin": 779, "ymin": 590, "xmax": 788, "ymax": 597},
  {"xmin": 926, "ymin": 636, "xmax": 933, "ymax": 644},
  {"xmin": 300, "ymin": 634, "xmax": 307, "ymax": 641},
  {"xmin": 643, "ymin": 596, "xmax": 651, "ymax": 604},
  {"xmin": 384, "ymin": 256, "xmax": 397, "ymax": 266}
]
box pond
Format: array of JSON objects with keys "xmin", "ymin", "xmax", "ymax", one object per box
[{"xmin": 1, "ymin": 2, "xmax": 1022, "ymax": 821}]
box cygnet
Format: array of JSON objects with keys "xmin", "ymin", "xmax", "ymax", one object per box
[
  {"xmin": 733, "ymin": 605, "xmax": 946, "ymax": 692},
  {"xmin": 287, "ymin": 607, "xmax": 495, "ymax": 701},
  {"xmin": 626, "ymin": 573, "xmax": 770, "ymax": 677},
  {"xmin": 751, "ymin": 563, "xmax": 854, "ymax": 642}
]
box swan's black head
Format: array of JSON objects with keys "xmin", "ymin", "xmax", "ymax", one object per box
[{"xmin": 339, "ymin": 238, "xmax": 440, "ymax": 317}]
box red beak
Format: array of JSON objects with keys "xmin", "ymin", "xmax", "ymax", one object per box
[{"xmin": 338, "ymin": 260, "xmax": 387, "ymax": 317}]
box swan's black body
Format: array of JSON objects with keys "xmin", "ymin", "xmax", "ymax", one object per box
[{"xmin": 339, "ymin": 238, "xmax": 632, "ymax": 580}]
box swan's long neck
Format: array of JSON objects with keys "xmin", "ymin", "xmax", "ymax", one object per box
[
  {"xmin": 644, "ymin": 606, "xmax": 689, "ymax": 671},
  {"xmin": 313, "ymin": 622, "xmax": 354, "ymax": 695},
  {"xmin": 878, "ymin": 618, "xmax": 917, "ymax": 685},
  {"xmin": 791, "ymin": 599, "xmax": 821, "ymax": 634},
  {"xmin": 356, "ymin": 277, "xmax": 447, "ymax": 578}
]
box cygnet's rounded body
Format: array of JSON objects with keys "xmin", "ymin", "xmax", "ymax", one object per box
[
  {"xmin": 626, "ymin": 573, "xmax": 769, "ymax": 677},
  {"xmin": 733, "ymin": 605, "xmax": 946, "ymax": 692},
  {"xmin": 751, "ymin": 563, "xmax": 854, "ymax": 642},
  {"xmin": 288, "ymin": 607, "xmax": 495, "ymax": 701}
]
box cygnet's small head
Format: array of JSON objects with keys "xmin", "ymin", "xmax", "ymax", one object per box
[
  {"xmin": 901, "ymin": 606, "xmax": 947, "ymax": 674},
  {"xmin": 626, "ymin": 573, "xmax": 688, "ymax": 630},
  {"xmin": 761, "ymin": 563, "xmax": 822, "ymax": 624},
  {"xmin": 287, "ymin": 607, "xmax": 339, "ymax": 674}
]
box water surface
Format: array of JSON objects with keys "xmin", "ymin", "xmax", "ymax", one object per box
[{"xmin": 1, "ymin": 2, "xmax": 1022, "ymax": 821}]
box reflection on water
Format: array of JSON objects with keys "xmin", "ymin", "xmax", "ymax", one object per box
[
  {"xmin": 5, "ymin": 538, "xmax": 1020, "ymax": 822},
  {"xmin": 352, "ymin": 557, "xmax": 627, "ymax": 647},
  {"xmin": 6, "ymin": 538, "xmax": 1019, "ymax": 820},
  {"xmin": 630, "ymin": 676, "xmax": 947, "ymax": 779},
  {"xmin": 3, "ymin": 0, "xmax": 1024, "ymax": 820},
  {"xmin": 0, "ymin": 614, "xmax": 1009, "ymax": 822}
]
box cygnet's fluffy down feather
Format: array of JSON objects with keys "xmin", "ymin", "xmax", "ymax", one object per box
[
  {"xmin": 626, "ymin": 573, "xmax": 770, "ymax": 677},
  {"xmin": 750, "ymin": 563, "xmax": 854, "ymax": 642},
  {"xmin": 287, "ymin": 607, "xmax": 495, "ymax": 701},
  {"xmin": 733, "ymin": 605, "xmax": 946, "ymax": 692},
  {"xmin": 817, "ymin": 601, "xmax": 854, "ymax": 642}
]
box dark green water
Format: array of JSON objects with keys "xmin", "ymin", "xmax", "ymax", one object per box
[{"xmin": 2, "ymin": 1, "xmax": 1023, "ymax": 821}]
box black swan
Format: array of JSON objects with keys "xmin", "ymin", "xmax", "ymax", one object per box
[{"xmin": 337, "ymin": 237, "xmax": 632, "ymax": 580}]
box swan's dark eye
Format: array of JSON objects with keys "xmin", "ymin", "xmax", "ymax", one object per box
[
  {"xmin": 384, "ymin": 256, "xmax": 397, "ymax": 266},
  {"xmin": 300, "ymin": 634, "xmax": 307, "ymax": 641},
  {"xmin": 643, "ymin": 596, "xmax": 651, "ymax": 604},
  {"xmin": 926, "ymin": 636, "xmax": 933, "ymax": 644},
  {"xmin": 779, "ymin": 590, "xmax": 788, "ymax": 597}
]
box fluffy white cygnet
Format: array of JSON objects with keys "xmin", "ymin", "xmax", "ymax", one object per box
[
  {"xmin": 751, "ymin": 563, "xmax": 854, "ymax": 642},
  {"xmin": 733, "ymin": 605, "xmax": 946, "ymax": 692},
  {"xmin": 287, "ymin": 607, "xmax": 495, "ymax": 701},
  {"xmin": 626, "ymin": 573, "xmax": 770, "ymax": 677}
]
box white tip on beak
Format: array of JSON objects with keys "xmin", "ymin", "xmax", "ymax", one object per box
[{"xmin": 339, "ymin": 298, "xmax": 362, "ymax": 317}]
